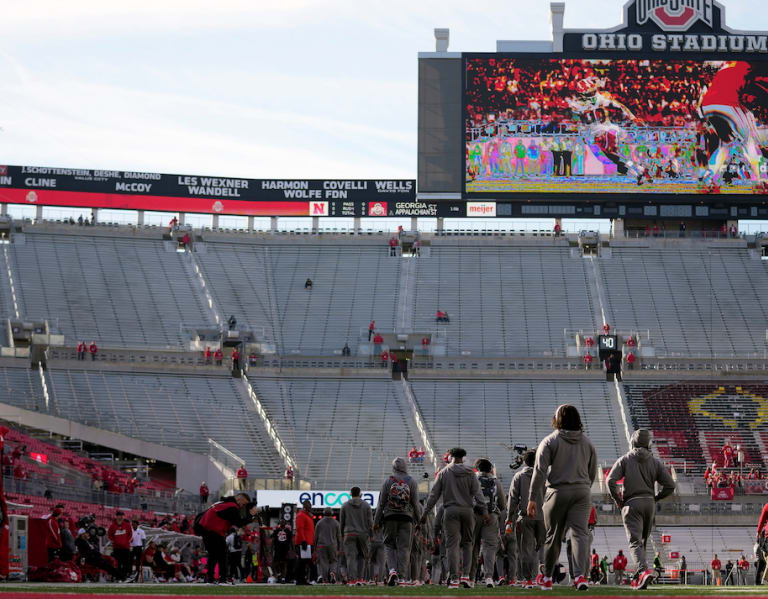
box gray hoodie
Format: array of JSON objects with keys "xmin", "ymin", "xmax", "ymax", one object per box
[
  {"xmin": 374, "ymin": 457, "xmax": 421, "ymax": 525},
  {"xmin": 314, "ymin": 515, "xmax": 341, "ymax": 548},
  {"xmin": 340, "ymin": 497, "xmax": 373, "ymax": 536},
  {"xmin": 607, "ymin": 429, "xmax": 676, "ymax": 505},
  {"xmin": 423, "ymin": 463, "xmax": 487, "ymax": 514},
  {"xmin": 508, "ymin": 466, "xmax": 542, "ymax": 521},
  {"xmin": 477, "ymin": 472, "xmax": 506, "ymax": 515},
  {"xmin": 529, "ymin": 429, "xmax": 597, "ymax": 505}
]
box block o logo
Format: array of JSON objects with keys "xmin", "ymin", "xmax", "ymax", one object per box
[
  {"xmin": 368, "ymin": 201, "xmax": 387, "ymax": 216},
  {"xmin": 26, "ymin": 191, "xmax": 38, "ymax": 203},
  {"xmin": 636, "ymin": 0, "xmax": 713, "ymax": 32},
  {"xmin": 212, "ymin": 201, "xmax": 224, "ymax": 212}
]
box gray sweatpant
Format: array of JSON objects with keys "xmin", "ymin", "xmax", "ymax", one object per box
[
  {"xmin": 383, "ymin": 519, "xmax": 413, "ymax": 577},
  {"xmin": 343, "ymin": 533, "xmax": 369, "ymax": 581},
  {"xmin": 369, "ymin": 542, "xmax": 386, "ymax": 581},
  {"xmin": 502, "ymin": 527, "xmax": 518, "ymax": 581},
  {"xmin": 470, "ymin": 512, "xmax": 500, "ymax": 580},
  {"xmin": 542, "ymin": 485, "xmax": 591, "ymax": 580},
  {"xmin": 444, "ymin": 506, "xmax": 475, "ymax": 581},
  {"xmin": 621, "ymin": 497, "xmax": 655, "ymax": 572},
  {"xmin": 315, "ymin": 544, "xmax": 337, "ymax": 581},
  {"xmin": 519, "ymin": 518, "xmax": 546, "ymax": 581}
]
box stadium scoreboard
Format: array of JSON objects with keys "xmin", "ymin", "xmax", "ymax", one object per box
[{"xmin": 418, "ymin": 0, "xmax": 768, "ymax": 220}]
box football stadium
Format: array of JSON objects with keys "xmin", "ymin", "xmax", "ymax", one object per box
[{"xmin": 2, "ymin": 1, "xmax": 768, "ymax": 598}]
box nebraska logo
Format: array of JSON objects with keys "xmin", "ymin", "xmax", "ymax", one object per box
[
  {"xmin": 368, "ymin": 201, "xmax": 387, "ymax": 216},
  {"xmin": 636, "ymin": 0, "xmax": 713, "ymax": 32},
  {"xmin": 311, "ymin": 201, "xmax": 328, "ymax": 216}
]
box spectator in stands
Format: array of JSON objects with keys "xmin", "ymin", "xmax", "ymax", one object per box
[
  {"xmin": 169, "ymin": 217, "xmax": 178, "ymax": 231},
  {"xmin": 421, "ymin": 336, "xmax": 430, "ymax": 348},
  {"xmin": 584, "ymin": 336, "xmax": 595, "ymax": 349},
  {"xmin": 626, "ymin": 351, "xmax": 636, "ymax": 370},
  {"xmin": 236, "ymin": 464, "xmax": 248, "ymax": 490},
  {"xmin": 553, "ymin": 222, "xmax": 562, "ymax": 237},
  {"xmin": 13, "ymin": 461, "xmax": 26, "ymax": 480},
  {"xmin": 193, "ymin": 493, "xmax": 259, "ymax": 584},
  {"xmin": 607, "ymin": 429, "xmax": 675, "ymax": 590},
  {"xmin": 376, "ymin": 457, "xmax": 421, "ymax": 586},
  {"xmin": 602, "ymin": 323, "xmax": 611, "ymax": 334},
  {"xmin": 626, "ymin": 336, "xmax": 636, "ymax": 348},
  {"xmin": 285, "ymin": 466, "xmax": 294, "ymax": 483},
  {"xmin": 228, "ymin": 315, "xmax": 237, "ymax": 331},
  {"xmin": 408, "ymin": 447, "xmax": 419, "ymax": 463},
  {"xmin": 381, "ymin": 350, "xmax": 389, "ymax": 364},
  {"xmin": 108, "ymin": 511, "xmax": 134, "ymax": 581},
  {"xmin": 76, "ymin": 527, "xmax": 120, "ymax": 579},
  {"xmin": 180, "ymin": 232, "xmax": 191, "ymax": 248},
  {"xmin": 738, "ymin": 555, "xmax": 750, "ymax": 585},
  {"xmin": 204, "ymin": 347, "xmax": 212, "ymax": 364},
  {"xmin": 583, "ymin": 353, "xmax": 593, "ymax": 370},
  {"xmin": 711, "ymin": 554, "xmax": 722, "ymax": 585},
  {"xmin": 214, "ymin": 348, "xmax": 223, "ymax": 366},
  {"xmin": 723, "ymin": 441, "xmax": 735, "ymax": 468},
  {"xmin": 231, "ymin": 347, "xmax": 241, "ymax": 370},
  {"xmin": 736, "ymin": 445, "xmax": 745, "ymax": 469},
  {"xmin": 199, "ymin": 482, "xmax": 209, "ymax": 505},
  {"xmin": 342, "ymin": 343, "xmax": 351, "ymax": 356},
  {"xmin": 88, "ymin": 341, "xmax": 98, "ymax": 361},
  {"xmin": 679, "ymin": 221, "xmax": 686, "ymax": 238},
  {"xmin": 305, "ymin": 278, "xmax": 313, "ymax": 290},
  {"xmin": 248, "ymin": 352, "xmax": 258, "ymax": 366},
  {"xmin": 341, "ymin": 486, "xmax": 373, "ymax": 586},
  {"xmin": 389, "ymin": 237, "xmax": 398, "ymax": 256},
  {"xmin": 295, "ymin": 499, "xmax": 315, "ymax": 585},
  {"xmin": 652, "ymin": 224, "xmax": 660, "ymax": 237},
  {"xmin": 315, "ymin": 506, "xmax": 341, "ymax": 584},
  {"xmin": 436, "ymin": 310, "xmax": 450, "ymax": 323},
  {"xmin": 527, "ymin": 404, "xmax": 597, "ymax": 592},
  {"xmin": 130, "ymin": 519, "xmax": 146, "ymax": 579},
  {"xmin": 413, "ymin": 239, "xmax": 421, "ymax": 257},
  {"xmin": 421, "ymin": 448, "xmax": 486, "ymax": 589},
  {"xmin": 60, "ymin": 519, "xmax": 75, "ymax": 562},
  {"xmin": 77, "ymin": 341, "xmax": 86, "ymax": 361},
  {"xmin": 373, "ymin": 332, "xmax": 384, "ymax": 346},
  {"xmin": 730, "ymin": 224, "xmax": 738, "ymax": 238},
  {"xmin": 369, "ymin": 320, "xmax": 376, "ymax": 341},
  {"xmin": 43, "ymin": 504, "xmax": 64, "ymax": 562},
  {"xmin": 613, "ymin": 550, "xmax": 627, "ymax": 585}
]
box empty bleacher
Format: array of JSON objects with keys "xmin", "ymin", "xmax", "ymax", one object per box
[
  {"xmin": 25, "ymin": 369, "xmax": 284, "ymax": 478},
  {"xmin": 599, "ymin": 248, "xmax": 768, "ymax": 356},
  {"xmin": 9, "ymin": 233, "xmax": 212, "ymax": 346},
  {"xmin": 247, "ymin": 377, "xmax": 419, "ymax": 488},
  {"xmin": 625, "ymin": 382, "xmax": 768, "ymax": 474},
  {"xmin": 408, "ymin": 379, "xmax": 627, "ymax": 486},
  {"xmin": 0, "ymin": 366, "xmax": 45, "ymax": 411},
  {"xmin": 411, "ymin": 245, "xmax": 598, "ymax": 356}
]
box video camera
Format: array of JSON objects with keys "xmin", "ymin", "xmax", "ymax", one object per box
[{"xmin": 509, "ymin": 444, "xmax": 528, "ymax": 470}]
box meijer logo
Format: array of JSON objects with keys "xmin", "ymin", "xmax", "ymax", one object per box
[
  {"xmin": 467, "ymin": 202, "xmax": 496, "ymax": 217},
  {"xmin": 636, "ymin": 0, "xmax": 713, "ymax": 32}
]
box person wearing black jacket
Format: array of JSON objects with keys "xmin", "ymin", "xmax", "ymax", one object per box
[
  {"xmin": 194, "ymin": 493, "xmax": 259, "ymax": 584},
  {"xmin": 75, "ymin": 528, "xmax": 120, "ymax": 579}
]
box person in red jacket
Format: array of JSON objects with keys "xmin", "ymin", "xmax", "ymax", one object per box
[
  {"xmin": 295, "ymin": 500, "xmax": 315, "ymax": 585},
  {"xmin": 236, "ymin": 464, "xmax": 248, "ymax": 490},
  {"xmin": 613, "ymin": 550, "xmax": 628, "ymax": 585},
  {"xmin": 43, "ymin": 504, "xmax": 64, "ymax": 562},
  {"xmin": 369, "ymin": 320, "xmax": 376, "ymax": 341},
  {"xmin": 626, "ymin": 351, "xmax": 636, "ymax": 370},
  {"xmin": 193, "ymin": 493, "xmax": 258, "ymax": 584},
  {"xmin": 108, "ymin": 511, "xmax": 134, "ymax": 581},
  {"xmin": 200, "ymin": 482, "xmax": 210, "ymax": 505},
  {"xmin": 381, "ymin": 350, "xmax": 389, "ymax": 364},
  {"xmin": 723, "ymin": 441, "xmax": 735, "ymax": 468},
  {"xmin": 757, "ymin": 501, "xmax": 768, "ymax": 544},
  {"xmin": 373, "ymin": 333, "xmax": 384, "ymax": 345},
  {"xmin": 231, "ymin": 348, "xmax": 240, "ymax": 369},
  {"xmin": 389, "ymin": 237, "xmax": 397, "ymax": 257},
  {"xmin": 602, "ymin": 323, "xmax": 611, "ymax": 334},
  {"xmin": 88, "ymin": 341, "xmax": 98, "ymax": 361},
  {"xmin": 77, "ymin": 341, "xmax": 86, "ymax": 361},
  {"xmin": 711, "ymin": 555, "xmax": 722, "ymax": 585},
  {"xmin": 214, "ymin": 348, "xmax": 223, "ymax": 366},
  {"xmin": 583, "ymin": 353, "xmax": 594, "ymax": 370},
  {"xmin": 204, "ymin": 347, "xmax": 212, "ymax": 365}
]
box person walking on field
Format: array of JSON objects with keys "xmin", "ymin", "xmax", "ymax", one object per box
[
  {"xmin": 314, "ymin": 507, "xmax": 341, "ymax": 584},
  {"xmin": 341, "ymin": 486, "xmax": 373, "ymax": 586},
  {"xmin": 607, "ymin": 429, "xmax": 675, "ymax": 590},
  {"xmin": 527, "ymin": 404, "xmax": 597, "ymax": 591},
  {"xmin": 421, "ymin": 447, "xmax": 488, "ymax": 589},
  {"xmin": 469, "ymin": 458, "xmax": 506, "ymax": 588},
  {"xmin": 508, "ymin": 450, "xmax": 545, "ymax": 589}
]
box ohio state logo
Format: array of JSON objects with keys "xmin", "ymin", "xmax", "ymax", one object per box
[{"xmin": 636, "ymin": 0, "xmax": 714, "ymax": 32}]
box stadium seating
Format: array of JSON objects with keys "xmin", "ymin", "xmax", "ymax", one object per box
[
  {"xmin": 0, "ymin": 367, "xmax": 45, "ymax": 411},
  {"xmin": 246, "ymin": 377, "xmax": 420, "ymax": 488},
  {"xmin": 9, "ymin": 233, "xmax": 212, "ymax": 346},
  {"xmin": 37, "ymin": 369, "xmax": 284, "ymax": 479},
  {"xmin": 408, "ymin": 379, "xmax": 627, "ymax": 482},
  {"xmin": 624, "ymin": 382, "xmax": 768, "ymax": 473},
  {"xmin": 599, "ymin": 248, "xmax": 768, "ymax": 356}
]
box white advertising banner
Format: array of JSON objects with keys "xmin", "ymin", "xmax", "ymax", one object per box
[{"xmin": 256, "ymin": 489, "xmax": 380, "ymax": 508}]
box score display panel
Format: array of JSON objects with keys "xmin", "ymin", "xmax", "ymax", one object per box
[{"xmin": 463, "ymin": 55, "xmax": 768, "ymax": 202}]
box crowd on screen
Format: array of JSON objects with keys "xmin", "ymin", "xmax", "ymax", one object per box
[{"xmin": 465, "ymin": 58, "xmax": 718, "ymax": 128}]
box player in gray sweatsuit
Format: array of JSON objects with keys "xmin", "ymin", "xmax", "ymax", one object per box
[
  {"xmin": 528, "ymin": 404, "xmax": 597, "ymax": 585},
  {"xmin": 508, "ymin": 450, "xmax": 545, "ymax": 583},
  {"xmin": 314, "ymin": 507, "xmax": 341, "ymax": 583},
  {"xmin": 422, "ymin": 447, "xmax": 488, "ymax": 586},
  {"xmin": 607, "ymin": 429, "xmax": 675, "ymax": 578},
  {"xmin": 340, "ymin": 487, "xmax": 373, "ymax": 583},
  {"xmin": 469, "ymin": 458, "xmax": 507, "ymax": 584},
  {"xmin": 374, "ymin": 457, "xmax": 421, "ymax": 584}
]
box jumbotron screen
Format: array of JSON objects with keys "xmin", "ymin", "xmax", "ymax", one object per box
[{"xmin": 465, "ymin": 57, "xmax": 768, "ymax": 196}]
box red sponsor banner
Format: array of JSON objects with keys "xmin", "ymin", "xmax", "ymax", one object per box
[
  {"xmin": 0, "ymin": 188, "xmax": 312, "ymax": 217},
  {"xmin": 711, "ymin": 487, "xmax": 735, "ymax": 501},
  {"xmin": 670, "ymin": 551, "xmax": 680, "ymax": 559},
  {"xmin": 662, "ymin": 535, "xmax": 671, "ymax": 544},
  {"xmin": 29, "ymin": 452, "xmax": 48, "ymax": 464},
  {"xmin": 743, "ymin": 480, "xmax": 768, "ymax": 495}
]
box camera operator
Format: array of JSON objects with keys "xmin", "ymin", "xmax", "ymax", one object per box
[{"xmin": 76, "ymin": 527, "xmax": 120, "ymax": 579}]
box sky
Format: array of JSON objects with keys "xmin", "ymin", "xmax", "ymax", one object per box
[{"xmin": 0, "ymin": 0, "xmax": 764, "ymax": 180}]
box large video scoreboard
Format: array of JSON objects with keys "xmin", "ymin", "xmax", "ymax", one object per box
[{"xmin": 418, "ymin": 0, "xmax": 768, "ymax": 219}]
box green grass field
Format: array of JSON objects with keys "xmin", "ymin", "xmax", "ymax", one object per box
[{"xmin": 1, "ymin": 583, "xmax": 766, "ymax": 597}]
